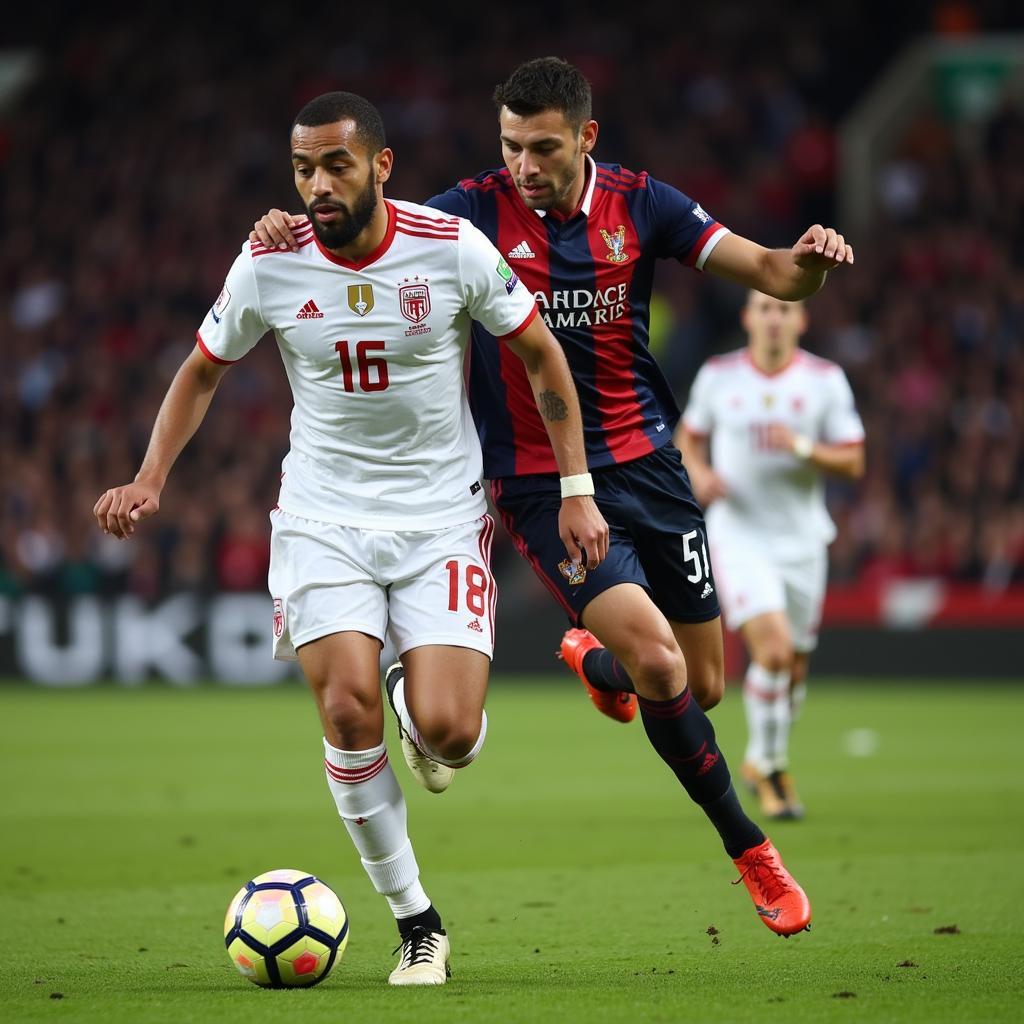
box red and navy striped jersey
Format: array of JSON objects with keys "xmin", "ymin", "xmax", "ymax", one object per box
[{"xmin": 426, "ymin": 157, "xmax": 729, "ymax": 479}]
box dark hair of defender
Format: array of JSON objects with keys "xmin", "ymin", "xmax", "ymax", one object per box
[
  {"xmin": 293, "ymin": 91, "xmax": 386, "ymax": 154},
  {"xmin": 492, "ymin": 57, "xmax": 592, "ymax": 133}
]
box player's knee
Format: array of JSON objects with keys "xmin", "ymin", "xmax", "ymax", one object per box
[
  {"xmin": 627, "ymin": 640, "xmax": 684, "ymax": 700},
  {"xmin": 419, "ymin": 714, "xmax": 482, "ymax": 764},
  {"xmin": 318, "ymin": 683, "xmax": 378, "ymax": 747},
  {"xmin": 760, "ymin": 644, "xmax": 794, "ymax": 674},
  {"xmin": 690, "ymin": 664, "xmax": 725, "ymax": 710}
]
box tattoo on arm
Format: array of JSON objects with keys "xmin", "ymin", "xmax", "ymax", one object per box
[{"xmin": 539, "ymin": 389, "xmax": 569, "ymax": 422}]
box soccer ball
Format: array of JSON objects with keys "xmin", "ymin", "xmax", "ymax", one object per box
[{"xmin": 224, "ymin": 868, "xmax": 349, "ymax": 987}]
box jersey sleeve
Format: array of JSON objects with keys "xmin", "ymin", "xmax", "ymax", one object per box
[
  {"xmin": 682, "ymin": 362, "xmax": 717, "ymax": 436},
  {"xmin": 647, "ymin": 177, "xmax": 730, "ymax": 271},
  {"xmin": 821, "ymin": 367, "xmax": 865, "ymax": 444},
  {"xmin": 195, "ymin": 245, "xmax": 269, "ymax": 364},
  {"xmin": 457, "ymin": 218, "xmax": 538, "ymax": 339}
]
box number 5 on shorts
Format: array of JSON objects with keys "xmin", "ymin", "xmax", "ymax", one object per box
[{"xmin": 682, "ymin": 529, "xmax": 710, "ymax": 584}]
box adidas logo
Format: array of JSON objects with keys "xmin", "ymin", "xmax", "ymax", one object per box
[
  {"xmin": 701, "ymin": 582, "xmax": 715, "ymax": 599},
  {"xmin": 507, "ymin": 240, "xmax": 536, "ymax": 259},
  {"xmin": 296, "ymin": 299, "xmax": 324, "ymax": 319},
  {"xmin": 467, "ymin": 618, "xmax": 483, "ymax": 633},
  {"xmin": 697, "ymin": 751, "xmax": 720, "ymax": 776}
]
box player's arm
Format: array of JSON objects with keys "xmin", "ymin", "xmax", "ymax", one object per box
[
  {"xmin": 502, "ymin": 315, "xmax": 609, "ymax": 568},
  {"xmin": 762, "ymin": 423, "xmax": 865, "ymax": 479},
  {"xmin": 703, "ymin": 226, "xmax": 853, "ymax": 301},
  {"xmin": 93, "ymin": 346, "xmax": 231, "ymax": 539},
  {"xmin": 249, "ymin": 189, "xmax": 467, "ymax": 251},
  {"xmin": 675, "ymin": 425, "xmax": 729, "ymax": 507}
]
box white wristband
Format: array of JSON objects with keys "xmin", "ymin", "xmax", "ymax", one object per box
[
  {"xmin": 792, "ymin": 434, "xmax": 813, "ymax": 460},
  {"xmin": 560, "ymin": 472, "xmax": 595, "ymax": 498}
]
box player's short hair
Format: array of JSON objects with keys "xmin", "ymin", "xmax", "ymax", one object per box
[
  {"xmin": 493, "ymin": 57, "xmax": 592, "ymax": 132},
  {"xmin": 292, "ymin": 92, "xmax": 386, "ymax": 155}
]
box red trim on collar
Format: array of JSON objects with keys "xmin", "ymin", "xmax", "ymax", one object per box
[{"xmin": 313, "ymin": 201, "xmax": 398, "ymax": 270}]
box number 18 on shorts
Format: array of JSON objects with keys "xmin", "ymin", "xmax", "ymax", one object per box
[{"xmin": 268, "ymin": 509, "xmax": 497, "ymax": 660}]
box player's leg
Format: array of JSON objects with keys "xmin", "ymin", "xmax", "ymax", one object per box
[
  {"xmin": 270, "ymin": 510, "xmax": 448, "ymax": 985},
  {"xmin": 771, "ymin": 549, "xmax": 828, "ymax": 818},
  {"xmin": 740, "ymin": 611, "xmax": 796, "ymax": 819},
  {"xmin": 771, "ymin": 649, "xmax": 810, "ymax": 818},
  {"xmin": 383, "ymin": 515, "xmax": 496, "ymax": 793},
  {"xmin": 668, "ymin": 616, "xmax": 726, "ymax": 710},
  {"xmin": 494, "ymin": 468, "xmax": 810, "ymax": 935},
  {"xmin": 583, "ymin": 582, "xmax": 810, "ymax": 934},
  {"xmin": 386, "ymin": 646, "xmax": 489, "ymax": 788},
  {"xmin": 558, "ymin": 613, "xmax": 723, "ymax": 715},
  {"xmin": 707, "ymin": 530, "xmax": 795, "ymax": 818},
  {"xmin": 790, "ymin": 651, "xmax": 810, "ymax": 721},
  {"xmin": 300, "ymin": 633, "xmax": 449, "ymax": 985}
]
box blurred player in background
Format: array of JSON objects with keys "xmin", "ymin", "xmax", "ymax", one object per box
[
  {"xmin": 254, "ymin": 56, "xmax": 856, "ymax": 937},
  {"xmin": 678, "ymin": 292, "xmax": 865, "ymax": 818},
  {"xmin": 95, "ymin": 91, "xmax": 607, "ymax": 986}
]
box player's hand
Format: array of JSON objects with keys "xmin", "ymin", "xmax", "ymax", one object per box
[
  {"xmin": 558, "ymin": 496, "xmax": 609, "ymax": 570},
  {"xmin": 249, "ymin": 210, "xmax": 308, "ymax": 252},
  {"xmin": 93, "ymin": 482, "xmax": 161, "ymax": 540},
  {"xmin": 691, "ymin": 467, "xmax": 729, "ymax": 507},
  {"xmin": 792, "ymin": 224, "xmax": 854, "ymax": 271},
  {"xmin": 764, "ymin": 422, "xmax": 798, "ymax": 452}
]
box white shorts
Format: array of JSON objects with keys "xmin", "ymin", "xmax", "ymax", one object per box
[
  {"xmin": 268, "ymin": 509, "xmax": 497, "ymax": 661},
  {"xmin": 709, "ymin": 533, "xmax": 827, "ymax": 652}
]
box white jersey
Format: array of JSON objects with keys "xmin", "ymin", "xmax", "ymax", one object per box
[
  {"xmin": 197, "ymin": 200, "xmax": 538, "ymax": 530},
  {"xmin": 683, "ymin": 349, "xmax": 864, "ymax": 557}
]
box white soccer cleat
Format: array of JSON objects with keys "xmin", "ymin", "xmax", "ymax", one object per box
[
  {"xmin": 385, "ymin": 663, "xmax": 455, "ymax": 794},
  {"xmin": 388, "ymin": 927, "xmax": 451, "ymax": 986},
  {"xmin": 399, "ymin": 732, "xmax": 455, "ymax": 794}
]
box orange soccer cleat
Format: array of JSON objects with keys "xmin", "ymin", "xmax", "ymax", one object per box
[
  {"xmin": 557, "ymin": 628, "xmax": 638, "ymax": 724},
  {"xmin": 732, "ymin": 838, "xmax": 811, "ymax": 937}
]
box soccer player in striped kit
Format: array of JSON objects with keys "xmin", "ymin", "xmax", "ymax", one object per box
[
  {"xmin": 95, "ymin": 90, "xmax": 607, "ymax": 986},
  {"xmin": 253, "ymin": 57, "xmax": 855, "ymax": 938}
]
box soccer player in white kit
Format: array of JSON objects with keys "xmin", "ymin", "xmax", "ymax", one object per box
[
  {"xmin": 93, "ymin": 92, "xmax": 608, "ymax": 986},
  {"xmin": 678, "ymin": 291, "xmax": 864, "ymax": 819}
]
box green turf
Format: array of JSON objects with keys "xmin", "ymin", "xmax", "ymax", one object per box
[{"xmin": 1, "ymin": 678, "xmax": 1022, "ymax": 1023}]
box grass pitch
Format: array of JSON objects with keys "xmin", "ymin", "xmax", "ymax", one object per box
[{"xmin": 1, "ymin": 677, "xmax": 1022, "ymax": 1023}]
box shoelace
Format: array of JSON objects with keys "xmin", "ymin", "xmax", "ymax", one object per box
[
  {"xmin": 392, "ymin": 926, "xmax": 441, "ymax": 968},
  {"xmin": 732, "ymin": 851, "xmax": 792, "ymax": 905}
]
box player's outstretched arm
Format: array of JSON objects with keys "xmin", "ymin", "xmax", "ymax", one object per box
[
  {"xmin": 676, "ymin": 425, "xmax": 729, "ymax": 507},
  {"xmin": 704, "ymin": 225, "xmax": 854, "ymax": 301},
  {"xmin": 502, "ymin": 317, "xmax": 609, "ymax": 569},
  {"xmin": 93, "ymin": 346, "xmax": 232, "ymax": 539},
  {"xmin": 763, "ymin": 424, "xmax": 865, "ymax": 479},
  {"xmin": 251, "ymin": 210, "xmax": 309, "ymax": 253}
]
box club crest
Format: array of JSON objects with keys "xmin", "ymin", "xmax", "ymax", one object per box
[
  {"xmin": 558, "ymin": 559, "xmax": 587, "ymax": 586},
  {"xmin": 272, "ymin": 598, "xmax": 285, "ymax": 640},
  {"xmin": 348, "ymin": 283, "xmax": 374, "ymax": 317},
  {"xmin": 600, "ymin": 224, "xmax": 629, "ymax": 263},
  {"xmin": 399, "ymin": 282, "xmax": 431, "ymax": 324}
]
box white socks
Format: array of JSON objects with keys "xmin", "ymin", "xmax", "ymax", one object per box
[
  {"xmin": 323, "ymin": 739, "xmax": 430, "ymax": 919},
  {"xmin": 391, "ymin": 674, "xmax": 488, "ymax": 769},
  {"xmin": 743, "ymin": 663, "xmax": 792, "ymax": 775},
  {"xmin": 790, "ymin": 680, "xmax": 807, "ymax": 721}
]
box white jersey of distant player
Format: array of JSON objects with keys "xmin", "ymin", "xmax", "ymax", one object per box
[
  {"xmin": 197, "ymin": 199, "xmax": 538, "ymax": 531},
  {"xmin": 684, "ymin": 349, "xmax": 864, "ymax": 557}
]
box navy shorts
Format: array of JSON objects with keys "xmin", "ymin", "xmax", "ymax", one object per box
[{"xmin": 491, "ymin": 444, "xmax": 721, "ymax": 627}]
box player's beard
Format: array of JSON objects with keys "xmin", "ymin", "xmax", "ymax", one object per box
[
  {"xmin": 308, "ymin": 172, "xmax": 378, "ymax": 249},
  {"xmin": 519, "ymin": 142, "xmax": 582, "ymax": 212}
]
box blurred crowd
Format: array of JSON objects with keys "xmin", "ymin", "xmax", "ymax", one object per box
[{"xmin": 2, "ymin": 3, "xmax": 1022, "ymax": 598}]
